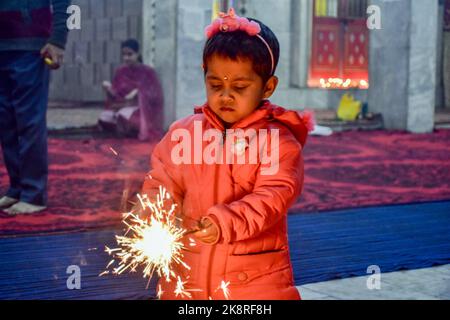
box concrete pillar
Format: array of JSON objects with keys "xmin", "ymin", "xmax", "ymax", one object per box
[
  {"xmin": 435, "ymin": 1, "xmax": 445, "ymax": 109},
  {"xmin": 289, "ymin": 0, "xmax": 313, "ymax": 88},
  {"xmin": 175, "ymin": 0, "xmax": 212, "ymax": 119},
  {"xmin": 407, "ymin": 0, "xmax": 439, "ymax": 132},
  {"xmin": 444, "ymin": 0, "xmax": 450, "ymax": 109},
  {"xmin": 445, "ymin": 32, "xmax": 450, "ymax": 108},
  {"xmin": 143, "ymin": 0, "xmax": 178, "ymax": 129},
  {"xmin": 368, "ymin": 0, "xmax": 439, "ymax": 133}
]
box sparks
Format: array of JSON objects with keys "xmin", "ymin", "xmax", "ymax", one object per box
[
  {"xmin": 157, "ymin": 284, "xmax": 164, "ymax": 300},
  {"xmin": 109, "ymin": 146, "xmax": 119, "ymax": 156},
  {"xmin": 215, "ymin": 280, "xmax": 231, "ymax": 300},
  {"xmin": 173, "ymin": 276, "xmax": 203, "ymax": 298},
  {"xmin": 103, "ymin": 187, "xmax": 190, "ymax": 287},
  {"xmin": 174, "ymin": 276, "xmax": 192, "ymax": 299}
]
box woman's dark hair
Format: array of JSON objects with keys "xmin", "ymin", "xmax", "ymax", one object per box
[
  {"xmin": 202, "ymin": 19, "xmax": 280, "ymax": 83},
  {"xmin": 121, "ymin": 38, "xmax": 143, "ymax": 63}
]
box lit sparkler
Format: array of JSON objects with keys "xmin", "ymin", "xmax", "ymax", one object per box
[
  {"xmin": 100, "ymin": 185, "xmax": 229, "ymax": 300},
  {"xmin": 102, "ymin": 187, "xmax": 190, "ymax": 288}
]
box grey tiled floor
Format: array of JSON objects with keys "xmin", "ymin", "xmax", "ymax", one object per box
[
  {"xmin": 47, "ymin": 107, "xmax": 102, "ymax": 130},
  {"xmin": 297, "ymin": 264, "xmax": 450, "ymax": 300}
]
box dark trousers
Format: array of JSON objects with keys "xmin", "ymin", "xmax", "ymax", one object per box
[{"xmin": 0, "ymin": 51, "xmax": 49, "ymax": 206}]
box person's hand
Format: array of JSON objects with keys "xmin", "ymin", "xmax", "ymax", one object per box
[
  {"xmin": 102, "ymin": 81, "xmax": 114, "ymax": 95},
  {"xmin": 40, "ymin": 43, "xmax": 65, "ymax": 70},
  {"xmin": 192, "ymin": 217, "xmax": 219, "ymax": 244},
  {"xmin": 102, "ymin": 81, "xmax": 112, "ymax": 90},
  {"xmin": 125, "ymin": 88, "xmax": 139, "ymax": 101}
]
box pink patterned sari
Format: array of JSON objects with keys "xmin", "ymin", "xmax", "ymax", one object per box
[{"xmin": 104, "ymin": 63, "xmax": 164, "ymax": 141}]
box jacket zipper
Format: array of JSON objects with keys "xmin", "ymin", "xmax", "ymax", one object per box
[{"xmin": 206, "ymin": 130, "xmax": 228, "ymax": 298}]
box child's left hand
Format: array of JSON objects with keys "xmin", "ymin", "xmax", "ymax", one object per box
[{"xmin": 193, "ymin": 217, "xmax": 219, "ymax": 244}]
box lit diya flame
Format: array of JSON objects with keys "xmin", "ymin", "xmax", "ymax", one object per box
[{"xmin": 102, "ymin": 187, "xmax": 190, "ymax": 288}]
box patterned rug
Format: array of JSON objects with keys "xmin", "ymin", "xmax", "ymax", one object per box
[{"xmin": 1, "ymin": 129, "xmax": 450, "ymax": 236}]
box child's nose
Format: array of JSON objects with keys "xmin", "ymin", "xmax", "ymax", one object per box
[{"xmin": 220, "ymin": 88, "xmax": 233, "ymax": 100}]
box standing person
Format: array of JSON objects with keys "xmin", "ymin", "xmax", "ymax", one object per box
[
  {"xmin": 139, "ymin": 8, "xmax": 314, "ymax": 299},
  {"xmin": 0, "ymin": 0, "xmax": 70, "ymax": 214},
  {"xmin": 100, "ymin": 39, "xmax": 164, "ymax": 141}
]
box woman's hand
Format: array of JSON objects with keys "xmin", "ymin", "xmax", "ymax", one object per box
[
  {"xmin": 192, "ymin": 217, "xmax": 219, "ymax": 244},
  {"xmin": 102, "ymin": 81, "xmax": 112, "ymax": 90},
  {"xmin": 103, "ymin": 80, "xmax": 118, "ymax": 98},
  {"xmin": 125, "ymin": 88, "xmax": 139, "ymax": 101}
]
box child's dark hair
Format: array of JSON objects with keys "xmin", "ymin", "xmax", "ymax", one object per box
[{"xmin": 203, "ymin": 19, "xmax": 280, "ymax": 84}]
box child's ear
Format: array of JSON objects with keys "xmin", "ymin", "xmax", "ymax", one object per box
[{"xmin": 263, "ymin": 76, "xmax": 279, "ymax": 99}]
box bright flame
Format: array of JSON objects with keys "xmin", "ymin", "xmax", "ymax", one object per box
[{"xmin": 102, "ymin": 187, "xmax": 190, "ymax": 287}]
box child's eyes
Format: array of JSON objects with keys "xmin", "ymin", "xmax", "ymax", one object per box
[
  {"xmin": 209, "ymin": 85, "xmax": 248, "ymax": 91},
  {"xmin": 209, "ymin": 83, "xmax": 222, "ymax": 90},
  {"xmin": 208, "ymin": 82, "xmax": 249, "ymax": 93}
]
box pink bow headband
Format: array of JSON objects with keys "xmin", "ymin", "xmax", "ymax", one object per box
[{"xmin": 204, "ymin": 8, "xmax": 275, "ymax": 75}]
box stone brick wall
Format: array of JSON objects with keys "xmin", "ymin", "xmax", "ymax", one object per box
[{"xmin": 49, "ymin": 0, "xmax": 144, "ymax": 102}]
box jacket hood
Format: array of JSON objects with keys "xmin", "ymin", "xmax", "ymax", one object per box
[{"xmin": 194, "ymin": 100, "xmax": 315, "ymax": 147}]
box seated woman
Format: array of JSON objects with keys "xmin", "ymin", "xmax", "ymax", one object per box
[{"xmin": 100, "ymin": 39, "xmax": 164, "ymax": 141}]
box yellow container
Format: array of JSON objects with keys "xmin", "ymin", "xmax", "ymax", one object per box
[{"xmin": 337, "ymin": 94, "xmax": 362, "ymax": 121}]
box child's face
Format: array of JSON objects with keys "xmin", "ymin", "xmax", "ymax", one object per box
[{"xmin": 205, "ymin": 54, "xmax": 278, "ymax": 127}]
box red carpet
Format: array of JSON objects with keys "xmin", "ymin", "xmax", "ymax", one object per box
[
  {"xmin": 0, "ymin": 138, "xmax": 156, "ymax": 236},
  {"xmin": 293, "ymin": 129, "xmax": 450, "ymax": 212},
  {"xmin": 1, "ymin": 129, "xmax": 450, "ymax": 236}
]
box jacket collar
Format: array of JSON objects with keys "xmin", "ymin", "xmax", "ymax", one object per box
[
  {"xmin": 194, "ymin": 100, "xmax": 273, "ymax": 131},
  {"xmin": 194, "ymin": 100, "xmax": 314, "ymax": 147}
]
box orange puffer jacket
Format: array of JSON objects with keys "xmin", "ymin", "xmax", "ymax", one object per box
[{"xmin": 142, "ymin": 100, "xmax": 313, "ymax": 300}]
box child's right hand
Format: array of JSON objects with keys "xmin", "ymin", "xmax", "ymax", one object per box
[{"xmin": 192, "ymin": 217, "xmax": 219, "ymax": 244}]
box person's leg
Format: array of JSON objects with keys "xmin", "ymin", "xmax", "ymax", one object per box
[
  {"xmin": 98, "ymin": 110, "xmax": 118, "ymax": 132},
  {"xmin": 117, "ymin": 106, "xmax": 139, "ymax": 138},
  {"xmin": 0, "ymin": 52, "xmax": 21, "ymax": 206},
  {"xmin": 7, "ymin": 51, "xmax": 49, "ymax": 209}
]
